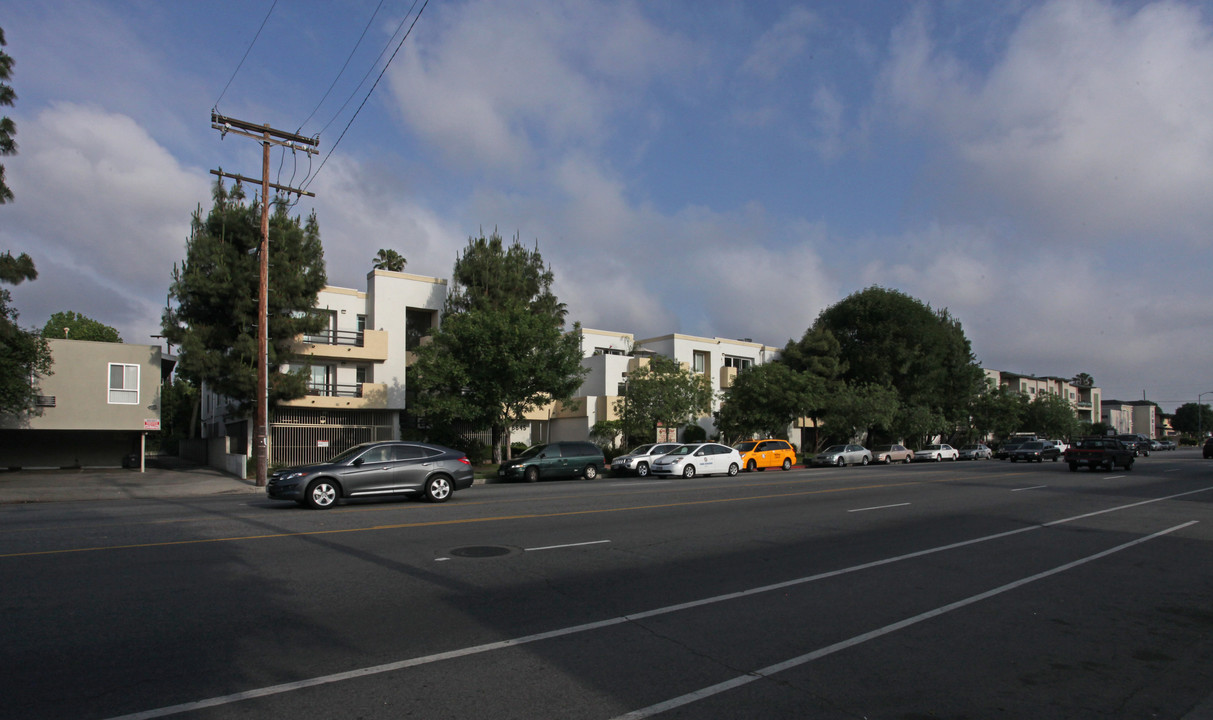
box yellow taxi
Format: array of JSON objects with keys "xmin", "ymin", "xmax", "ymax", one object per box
[{"xmin": 732, "ymin": 439, "xmax": 797, "ymax": 472}]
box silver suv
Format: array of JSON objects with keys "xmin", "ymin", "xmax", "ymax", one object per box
[{"xmin": 610, "ymin": 443, "xmax": 681, "ymax": 477}]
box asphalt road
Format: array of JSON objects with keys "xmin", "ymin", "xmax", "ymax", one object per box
[{"xmin": 3, "ymin": 452, "xmax": 1211, "ymax": 720}]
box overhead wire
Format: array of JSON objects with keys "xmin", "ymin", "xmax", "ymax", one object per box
[
  {"xmin": 296, "ymin": 0, "xmax": 389, "ymax": 135},
  {"xmin": 214, "ymin": 0, "xmax": 279, "ymax": 110},
  {"xmin": 302, "ymin": 0, "xmax": 429, "ymax": 193}
]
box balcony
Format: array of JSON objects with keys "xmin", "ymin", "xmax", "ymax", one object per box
[
  {"xmin": 719, "ymin": 366, "xmax": 738, "ymax": 389},
  {"xmin": 404, "ymin": 334, "xmax": 434, "ymax": 367},
  {"xmin": 291, "ymin": 329, "xmax": 388, "ymax": 362},
  {"xmin": 279, "ymin": 382, "xmax": 388, "ymax": 409}
]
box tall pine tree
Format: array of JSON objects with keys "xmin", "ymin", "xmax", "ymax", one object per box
[{"xmin": 162, "ymin": 183, "xmax": 327, "ymax": 414}]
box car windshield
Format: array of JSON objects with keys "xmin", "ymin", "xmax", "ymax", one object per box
[
  {"xmin": 665, "ymin": 445, "xmax": 696, "ymax": 457},
  {"xmin": 1022, "ymin": 442, "xmax": 1044, "ymax": 449},
  {"xmin": 922, "ymin": 445, "xmax": 941, "ymax": 451},
  {"xmin": 872, "ymin": 445, "xmax": 893, "ymax": 452},
  {"xmin": 327, "ymin": 444, "xmax": 372, "ymax": 464},
  {"xmin": 822, "ymin": 445, "xmax": 846, "ymax": 453},
  {"xmin": 517, "ymin": 445, "xmax": 547, "ymax": 459},
  {"xmin": 629, "ymin": 444, "xmax": 655, "ymax": 455},
  {"xmin": 960, "ymin": 445, "xmax": 979, "ymax": 451},
  {"xmin": 734, "ymin": 441, "xmax": 759, "ymax": 452}
]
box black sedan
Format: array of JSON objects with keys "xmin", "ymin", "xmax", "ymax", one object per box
[
  {"xmin": 1008, "ymin": 440, "xmax": 1061, "ymax": 463},
  {"xmin": 267, "ymin": 441, "xmax": 475, "ymax": 509}
]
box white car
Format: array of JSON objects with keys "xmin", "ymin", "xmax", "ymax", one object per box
[
  {"xmin": 811, "ymin": 444, "xmax": 873, "ymax": 467},
  {"xmin": 914, "ymin": 444, "xmax": 959, "ymax": 461},
  {"xmin": 610, "ymin": 442, "xmax": 682, "ymax": 477},
  {"xmin": 650, "ymin": 443, "xmax": 743, "ymax": 478},
  {"xmin": 1048, "ymin": 439, "xmax": 1069, "ymax": 454}
]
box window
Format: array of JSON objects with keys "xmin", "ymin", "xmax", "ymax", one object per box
[
  {"xmin": 693, "ymin": 350, "xmax": 709, "ymax": 375},
  {"xmin": 723, "ymin": 356, "xmax": 752, "ymax": 371},
  {"xmin": 108, "ymin": 363, "xmax": 139, "ymax": 404},
  {"xmin": 355, "ymin": 366, "xmax": 368, "ymax": 385}
]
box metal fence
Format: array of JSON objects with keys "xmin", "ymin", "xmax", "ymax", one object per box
[
  {"xmin": 270, "ymin": 408, "xmax": 395, "ymax": 468},
  {"xmin": 303, "ymin": 329, "xmax": 364, "ymax": 347}
]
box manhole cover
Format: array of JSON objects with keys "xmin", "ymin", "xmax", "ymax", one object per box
[{"xmin": 449, "ymin": 546, "xmax": 513, "ymax": 558}]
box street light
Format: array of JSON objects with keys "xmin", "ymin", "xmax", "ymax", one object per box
[{"xmin": 1198, "ymin": 391, "xmax": 1213, "ymax": 440}]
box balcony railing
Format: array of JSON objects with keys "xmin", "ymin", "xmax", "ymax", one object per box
[
  {"xmin": 305, "ymin": 382, "xmax": 364, "ymax": 398},
  {"xmin": 303, "ymin": 329, "xmax": 364, "ymax": 347}
]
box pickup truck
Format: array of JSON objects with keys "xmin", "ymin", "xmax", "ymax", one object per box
[{"xmin": 1063, "ymin": 437, "xmax": 1134, "ymax": 472}]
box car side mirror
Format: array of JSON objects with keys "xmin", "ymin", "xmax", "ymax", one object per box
[{"xmin": 352, "ymin": 458, "xmax": 363, "ymax": 467}]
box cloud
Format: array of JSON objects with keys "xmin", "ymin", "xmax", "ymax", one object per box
[
  {"xmin": 2, "ymin": 103, "xmax": 209, "ymax": 339},
  {"xmin": 740, "ymin": 7, "xmax": 820, "ymax": 82},
  {"xmin": 879, "ymin": 0, "xmax": 1213, "ymax": 244}
]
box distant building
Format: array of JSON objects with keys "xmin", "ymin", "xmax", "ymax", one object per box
[
  {"xmin": 1101, "ymin": 400, "xmax": 1159, "ymax": 439},
  {"xmin": 982, "ymin": 369, "xmax": 1101, "ymax": 425},
  {"xmin": 0, "ymin": 338, "xmax": 171, "ymax": 468}
]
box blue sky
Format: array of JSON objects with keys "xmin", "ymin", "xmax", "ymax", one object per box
[{"xmin": 3, "ymin": 0, "xmax": 1212, "ymax": 411}]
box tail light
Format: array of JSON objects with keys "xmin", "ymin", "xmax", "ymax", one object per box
[{"xmin": 458, "ymin": 456, "xmax": 471, "ymax": 465}]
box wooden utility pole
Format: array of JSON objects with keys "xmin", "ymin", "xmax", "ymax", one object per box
[{"xmin": 210, "ymin": 112, "xmax": 318, "ymax": 486}]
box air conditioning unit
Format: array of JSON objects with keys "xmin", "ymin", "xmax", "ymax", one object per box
[{"xmin": 36, "ymin": 396, "xmax": 56, "ymax": 407}]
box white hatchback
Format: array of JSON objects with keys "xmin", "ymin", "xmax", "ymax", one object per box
[{"xmin": 651, "ymin": 443, "xmax": 743, "ymax": 478}]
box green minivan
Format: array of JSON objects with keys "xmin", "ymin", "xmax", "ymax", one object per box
[{"xmin": 496, "ymin": 441, "xmax": 605, "ymax": 482}]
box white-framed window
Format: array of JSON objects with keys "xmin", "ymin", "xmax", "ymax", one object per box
[
  {"xmin": 108, "ymin": 363, "xmax": 139, "ymax": 404},
  {"xmin": 693, "ymin": 350, "xmax": 709, "ymax": 375},
  {"xmin": 723, "ymin": 356, "xmax": 753, "ymax": 372}
]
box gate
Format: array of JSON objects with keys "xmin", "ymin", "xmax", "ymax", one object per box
[{"xmin": 270, "ymin": 408, "xmax": 395, "ymax": 468}]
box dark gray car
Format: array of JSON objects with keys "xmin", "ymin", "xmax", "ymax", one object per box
[{"xmin": 267, "ymin": 441, "xmax": 475, "ymax": 509}]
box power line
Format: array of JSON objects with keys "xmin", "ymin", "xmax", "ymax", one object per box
[
  {"xmin": 214, "ymin": 0, "xmax": 279, "ymax": 109},
  {"xmin": 296, "ymin": 0, "xmax": 389, "ymax": 134},
  {"xmin": 303, "ymin": 0, "xmax": 429, "ymax": 192}
]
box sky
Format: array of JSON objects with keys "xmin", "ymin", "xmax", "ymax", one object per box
[{"xmin": 3, "ymin": 0, "xmax": 1212, "ymax": 412}]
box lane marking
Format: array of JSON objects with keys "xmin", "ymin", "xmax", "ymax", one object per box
[
  {"xmin": 1011, "ymin": 485, "xmax": 1047, "ymax": 492},
  {"xmin": 101, "ymin": 488, "xmax": 1212, "ymax": 720},
  {"xmin": 526, "ymin": 540, "xmax": 610, "ymax": 552},
  {"xmin": 848, "ymin": 503, "xmax": 910, "ymax": 513},
  {"xmin": 611, "ymin": 521, "xmax": 1197, "ymax": 719}
]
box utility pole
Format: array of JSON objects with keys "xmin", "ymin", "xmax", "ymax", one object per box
[{"xmin": 210, "ymin": 112, "xmax": 318, "ymax": 486}]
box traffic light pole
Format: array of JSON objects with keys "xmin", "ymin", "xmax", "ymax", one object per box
[{"xmin": 210, "ymin": 112, "xmax": 318, "ymax": 486}]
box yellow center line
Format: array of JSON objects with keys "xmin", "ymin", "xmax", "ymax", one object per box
[{"xmin": 1, "ymin": 476, "xmax": 980, "ymax": 559}]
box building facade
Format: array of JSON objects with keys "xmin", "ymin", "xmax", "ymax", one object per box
[
  {"xmin": 0, "ymin": 338, "xmax": 169, "ymax": 468},
  {"xmin": 982, "ymin": 369, "xmax": 1102, "ymax": 425}
]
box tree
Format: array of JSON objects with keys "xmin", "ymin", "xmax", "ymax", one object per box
[
  {"xmin": 820, "ymin": 383, "xmax": 899, "ymax": 444},
  {"xmin": 715, "ymin": 362, "xmax": 819, "ymax": 443},
  {"xmin": 0, "ymin": 27, "xmax": 15, "ymax": 203},
  {"xmin": 372, "ymin": 248, "xmax": 406, "ymax": 272},
  {"xmin": 411, "ymin": 231, "xmax": 585, "ymax": 464},
  {"xmin": 813, "ymin": 286, "xmax": 984, "ymax": 428},
  {"xmin": 0, "ymin": 251, "xmax": 52, "ymax": 416},
  {"xmin": 1072, "ymin": 372, "xmax": 1094, "ymax": 387},
  {"xmin": 1022, "ymin": 392, "xmax": 1079, "ymax": 440},
  {"xmin": 1172, "ymin": 403, "xmax": 1213, "ymax": 438},
  {"xmin": 969, "ymin": 383, "xmax": 1028, "ymax": 441},
  {"xmin": 41, "ymin": 311, "xmax": 122, "ymax": 343},
  {"xmin": 161, "ymin": 183, "xmax": 327, "ymax": 414},
  {"xmin": 619, "ymin": 355, "xmax": 713, "ymax": 444}
]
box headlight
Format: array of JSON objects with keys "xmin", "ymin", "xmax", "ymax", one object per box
[{"xmin": 285, "ymin": 471, "xmax": 309, "ymax": 480}]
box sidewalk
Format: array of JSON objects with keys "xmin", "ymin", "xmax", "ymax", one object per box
[{"xmin": 0, "ymin": 456, "xmax": 263, "ymax": 504}]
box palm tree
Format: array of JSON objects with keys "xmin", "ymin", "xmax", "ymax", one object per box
[
  {"xmin": 1072, "ymin": 372, "xmax": 1094, "ymax": 387},
  {"xmin": 372, "ymin": 248, "xmax": 406, "ymax": 272}
]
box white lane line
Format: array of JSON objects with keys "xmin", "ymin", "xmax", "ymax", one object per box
[
  {"xmin": 1012, "ymin": 485, "xmax": 1047, "ymax": 492},
  {"xmin": 848, "ymin": 503, "xmax": 910, "ymax": 513},
  {"xmin": 1105, "ymin": 475, "xmax": 1126, "ymax": 479},
  {"xmin": 105, "ymin": 485, "xmax": 1213, "ymax": 720},
  {"xmin": 611, "ymin": 521, "xmax": 1198, "ymax": 720},
  {"xmin": 526, "ymin": 540, "xmax": 611, "ymax": 552}
]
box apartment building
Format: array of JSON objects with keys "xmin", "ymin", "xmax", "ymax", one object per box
[
  {"xmin": 983, "ymin": 369, "xmax": 1102, "ymax": 424},
  {"xmin": 0, "ymin": 338, "xmax": 170, "ymax": 468},
  {"xmin": 199, "ymin": 269, "xmax": 446, "ymax": 469},
  {"xmin": 1101, "ymin": 400, "xmax": 1159, "ymax": 438}
]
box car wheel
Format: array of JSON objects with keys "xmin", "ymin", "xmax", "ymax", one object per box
[
  {"xmin": 747, "ymin": 460, "xmax": 757, "ymax": 472},
  {"xmin": 935, "ymin": 454, "xmax": 942, "ymax": 462},
  {"xmin": 584, "ymin": 464, "xmax": 598, "ymax": 480},
  {"xmin": 836, "ymin": 457, "xmax": 846, "ymax": 467},
  {"xmin": 1069, "ymin": 462, "xmax": 1078, "ymax": 472},
  {"xmin": 903, "ymin": 456, "xmax": 911, "ymax": 464},
  {"xmin": 524, "ymin": 466, "xmax": 540, "ymax": 483},
  {"xmin": 305, "ymin": 479, "xmax": 339, "ymax": 509},
  {"xmin": 782, "ymin": 458, "xmax": 792, "ymax": 471},
  {"xmin": 1124, "ymin": 460, "xmax": 1134, "ymax": 471},
  {"xmin": 1010, "ymin": 457, "xmax": 1017, "ymax": 463},
  {"xmin": 728, "ymin": 463, "xmax": 739, "ymax": 477},
  {"xmin": 636, "ymin": 463, "xmax": 649, "ymax": 477},
  {"xmin": 682, "ymin": 464, "xmax": 696, "ymax": 478},
  {"xmin": 861, "ymin": 456, "xmax": 869, "ymax": 466},
  {"xmin": 424, "ymin": 475, "xmax": 453, "ymax": 503}
]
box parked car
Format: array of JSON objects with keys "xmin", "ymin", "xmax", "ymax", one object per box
[
  {"xmin": 1158, "ymin": 439, "xmax": 1177, "ymax": 450},
  {"xmin": 610, "ymin": 442, "xmax": 681, "ymax": 477},
  {"xmin": 733, "ymin": 438, "xmax": 797, "ymax": 471},
  {"xmin": 1204, "ymin": 437, "xmax": 1213, "ymax": 459},
  {"xmin": 651, "ymin": 443, "xmax": 742, "ymax": 478},
  {"xmin": 871, "ymin": 444, "xmax": 913, "ymax": 464},
  {"xmin": 497, "ymin": 441, "xmax": 605, "ymax": 483},
  {"xmin": 1008, "ymin": 440, "xmax": 1061, "ymax": 463},
  {"xmin": 267, "ymin": 441, "xmax": 475, "ymax": 509},
  {"xmin": 812, "ymin": 444, "xmax": 873, "ymax": 467},
  {"xmin": 1048, "ymin": 439, "xmax": 1069, "ymax": 454},
  {"xmin": 914, "ymin": 444, "xmax": 959, "ymax": 462},
  {"xmin": 958, "ymin": 443, "xmax": 992, "ymax": 460}
]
